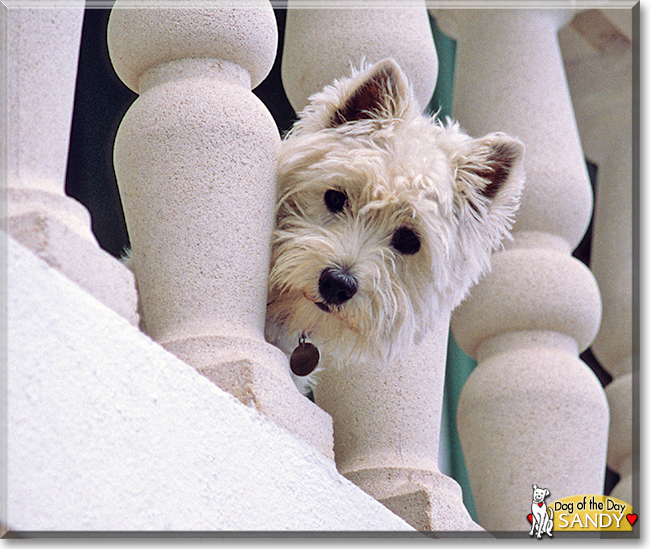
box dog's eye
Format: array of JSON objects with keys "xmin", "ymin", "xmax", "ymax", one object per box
[
  {"xmin": 391, "ymin": 227, "xmax": 421, "ymax": 255},
  {"xmin": 324, "ymin": 189, "xmax": 347, "ymax": 213}
]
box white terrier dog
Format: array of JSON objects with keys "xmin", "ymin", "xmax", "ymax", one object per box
[
  {"xmin": 265, "ymin": 59, "xmax": 525, "ymax": 393},
  {"xmin": 529, "ymin": 484, "xmax": 554, "ymax": 538}
]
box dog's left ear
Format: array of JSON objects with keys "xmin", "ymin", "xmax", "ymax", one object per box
[
  {"xmin": 445, "ymin": 131, "xmax": 524, "ymax": 304},
  {"xmin": 454, "ymin": 132, "xmax": 525, "ymax": 227},
  {"xmin": 329, "ymin": 59, "xmax": 411, "ymax": 127}
]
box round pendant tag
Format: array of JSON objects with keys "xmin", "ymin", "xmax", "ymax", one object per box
[{"xmin": 290, "ymin": 341, "xmax": 320, "ymax": 376}]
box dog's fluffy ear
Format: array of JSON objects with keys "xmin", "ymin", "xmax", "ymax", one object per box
[
  {"xmin": 328, "ymin": 59, "xmax": 411, "ymax": 127},
  {"xmin": 447, "ymin": 131, "xmax": 524, "ymax": 293},
  {"xmin": 453, "ymin": 132, "xmax": 525, "ymax": 233},
  {"xmin": 455, "ymin": 132, "xmax": 524, "ymax": 213}
]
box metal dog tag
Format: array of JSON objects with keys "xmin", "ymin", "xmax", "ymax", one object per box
[{"xmin": 290, "ymin": 337, "xmax": 320, "ymax": 376}]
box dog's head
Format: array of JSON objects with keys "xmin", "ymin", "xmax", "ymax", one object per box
[
  {"xmin": 532, "ymin": 484, "xmax": 551, "ymax": 504},
  {"xmin": 266, "ymin": 59, "xmax": 524, "ymax": 366}
]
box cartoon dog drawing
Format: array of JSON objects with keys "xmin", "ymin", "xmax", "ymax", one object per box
[{"xmin": 529, "ymin": 484, "xmax": 554, "ymax": 538}]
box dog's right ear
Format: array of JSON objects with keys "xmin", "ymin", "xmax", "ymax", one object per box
[{"xmin": 328, "ymin": 59, "xmax": 411, "ymax": 127}]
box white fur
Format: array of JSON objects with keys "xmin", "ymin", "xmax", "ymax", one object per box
[{"xmin": 265, "ymin": 59, "xmax": 525, "ymax": 393}]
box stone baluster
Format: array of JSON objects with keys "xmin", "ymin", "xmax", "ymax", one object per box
[
  {"xmin": 4, "ymin": 2, "xmax": 138, "ymax": 325},
  {"xmin": 596, "ymin": 160, "xmax": 634, "ymax": 501},
  {"xmin": 316, "ymin": 323, "xmax": 483, "ymax": 533},
  {"xmin": 282, "ymin": 2, "xmax": 484, "ymax": 533},
  {"xmin": 432, "ymin": 9, "xmax": 609, "ymax": 531},
  {"xmin": 281, "ymin": 0, "xmax": 438, "ymax": 113},
  {"xmin": 107, "ymin": 0, "xmax": 332, "ymax": 458},
  {"xmin": 559, "ymin": 9, "xmax": 635, "ymax": 504}
]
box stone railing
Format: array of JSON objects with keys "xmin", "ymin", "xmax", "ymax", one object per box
[
  {"xmin": 107, "ymin": 0, "xmax": 333, "ymax": 459},
  {"xmin": 281, "ymin": 0, "xmax": 482, "ymax": 534},
  {"xmin": 559, "ymin": 7, "xmax": 635, "ymax": 506},
  {"xmin": 5, "ymin": 0, "xmax": 138, "ymax": 325},
  {"xmin": 432, "ymin": 5, "xmax": 633, "ymax": 533},
  {"xmin": 5, "ymin": 0, "xmax": 635, "ymax": 536}
]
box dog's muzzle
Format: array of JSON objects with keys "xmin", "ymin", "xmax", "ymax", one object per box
[{"xmin": 318, "ymin": 267, "xmax": 358, "ymax": 307}]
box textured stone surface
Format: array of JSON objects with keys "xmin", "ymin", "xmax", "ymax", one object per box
[
  {"xmin": 7, "ymin": 3, "xmax": 84, "ymax": 194},
  {"xmin": 315, "ymin": 317, "xmax": 483, "ymax": 532},
  {"xmin": 282, "ymin": 1, "xmax": 438, "ymax": 113},
  {"xmin": 5, "ymin": 3, "xmax": 139, "ymax": 325},
  {"xmin": 605, "ymin": 374, "xmax": 633, "ymax": 473},
  {"xmin": 560, "ymin": 10, "xmax": 634, "ymax": 503},
  {"xmin": 437, "ymin": 9, "xmax": 609, "ymax": 532},
  {"xmin": 7, "ymin": 237, "xmax": 413, "ymax": 532},
  {"xmin": 113, "ymin": 71, "xmax": 280, "ymax": 345},
  {"xmin": 435, "ymin": 9, "xmax": 593, "ymax": 250},
  {"xmin": 452, "ymin": 243, "xmax": 602, "ymax": 357},
  {"xmin": 348, "ymin": 467, "xmax": 487, "ymax": 536},
  {"xmin": 108, "ymin": 2, "xmax": 333, "ymax": 456},
  {"xmin": 165, "ymin": 335, "xmax": 333, "ymax": 457},
  {"xmin": 315, "ymin": 321, "xmax": 449, "ymax": 477},
  {"xmin": 280, "ymin": 2, "xmax": 482, "ymax": 532},
  {"xmin": 108, "ymin": 0, "xmax": 278, "ymax": 93},
  {"xmin": 456, "ymin": 332, "xmax": 609, "ymax": 531}
]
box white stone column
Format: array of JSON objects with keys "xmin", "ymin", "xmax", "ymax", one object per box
[
  {"xmin": 315, "ymin": 321, "xmax": 482, "ymax": 533},
  {"xmin": 559, "ymin": 9, "xmax": 634, "ymax": 504},
  {"xmin": 108, "ymin": 0, "xmax": 333, "ymax": 458},
  {"xmin": 433, "ymin": 9, "xmax": 609, "ymax": 532},
  {"xmin": 282, "ymin": 2, "xmax": 484, "ymax": 533},
  {"xmin": 4, "ymin": 2, "xmax": 138, "ymax": 325},
  {"xmin": 282, "ymin": 0, "xmax": 438, "ymax": 113}
]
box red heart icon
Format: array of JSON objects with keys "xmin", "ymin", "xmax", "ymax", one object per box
[
  {"xmin": 627, "ymin": 514, "xmax": 637, "ymax": 526},
  {"xmin": 527, "ymin": 514, "xmax": 533, "ymax": 523},
  {"xmin": 538, "ymin": 502, "xmax": 543, "ymax": 507}
]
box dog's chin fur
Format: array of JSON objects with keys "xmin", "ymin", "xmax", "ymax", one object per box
[{"xmin": 265, "ymin": 59, "xmax": 525, "ymax": 393}]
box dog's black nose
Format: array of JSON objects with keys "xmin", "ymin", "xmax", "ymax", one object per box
[{"xmin": 318, "ymin": 267, "xmax": 358, "ymax": 306}]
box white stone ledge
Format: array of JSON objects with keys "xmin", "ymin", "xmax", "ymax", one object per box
[{"xmin": 6, "ymin": 236, "xmax": 414, "ymax": 533}]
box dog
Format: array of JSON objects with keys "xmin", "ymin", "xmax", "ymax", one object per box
[
  {"xmin": 265, "ymin": 59, "xmax": 525, "ymax": 394},
  {"xmin": 529, "ymin": 484, "xmax": 554, "ymax": 538}
]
